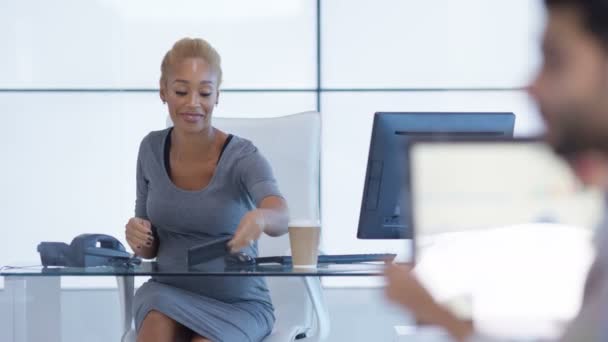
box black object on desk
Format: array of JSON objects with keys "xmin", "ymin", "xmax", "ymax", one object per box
[
  {"xmin": 187, "ymin": 236, "xmax": 232, "ymax": 266},
  {"xmin": 187, "ymin": 238, "xmax": 397, "ymax": 267},
  {"xmin": 254, "ymin": 253, "xmax": 396, "ymax": 265}
]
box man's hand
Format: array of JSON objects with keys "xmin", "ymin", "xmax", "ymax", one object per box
[
  {"xmin": 384, "ymin": 263, "xmax": 474, "ymax": 341},
  {"xmin": 384, "ymin": 263, "xmax": 440, "ymax": 321}
]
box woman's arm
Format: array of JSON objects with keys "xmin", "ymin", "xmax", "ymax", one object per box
[
  {"xmin": 257, "ymin": 196, "xmax": 289, "ymax": 237},
  {"xmin": 126, "ymin": 140, "xmax": 159, "ymax": 259},
  {"xmin": 228, "ymin": 143, "xmax": 290, "ymax": 252},
  {"xmin": 228, "ymin": 196, "xmax": 289, "ymax": 253},
  {"xmin": 125, "ymin": 217, "xmax": 159, "ymax": 259}
]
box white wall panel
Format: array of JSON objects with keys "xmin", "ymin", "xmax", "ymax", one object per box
[
  {"xmin": 0, "ymin": 0, "xmax": 316, "ymax": 89},
  {"xmin": 322, "ymin": 0, "xmax": 545, "ymax": 88}
]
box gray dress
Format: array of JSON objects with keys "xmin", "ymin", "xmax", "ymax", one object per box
[{"xmin": 133, "ymin": 128, "xmax": 279, "ymax": 342}]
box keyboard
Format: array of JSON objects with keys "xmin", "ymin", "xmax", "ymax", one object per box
[{"xmin": 254, "ymin": 253, "xmax": 396, "ymax": 265}]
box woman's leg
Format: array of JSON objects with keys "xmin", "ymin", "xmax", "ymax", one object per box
[{"xmin": 137, "ymin": 310, "xmax": 191, "ymax": 342}]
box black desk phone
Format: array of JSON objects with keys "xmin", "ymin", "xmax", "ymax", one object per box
[{"xmin": 38, "ymin": 234, "xmax": 138, "ymax": 267}]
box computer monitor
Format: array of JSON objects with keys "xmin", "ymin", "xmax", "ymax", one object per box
[
  {"xmin": 357, "ymin": 112, "xmax": 516, "ymax": 239},
  {"xmin": 407, "ymin": 138, "xmax": 604, "ymax": 238}
]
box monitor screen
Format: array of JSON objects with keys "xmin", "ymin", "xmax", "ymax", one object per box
[
  {"xmin": 357, "ymin": 112, "xmax": 516, "ymax": 239},
  {"xmin": 408, "ymin": 139, "xmax": 604, "ymax": 237}
]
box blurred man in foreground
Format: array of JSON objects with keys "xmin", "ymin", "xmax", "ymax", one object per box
[{"xmin": 386, "ymin": 1, "xmax": 608, "ymax": 341}]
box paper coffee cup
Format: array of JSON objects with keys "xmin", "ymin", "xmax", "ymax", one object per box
[{"xmin": 288, "ymin": 220, "xmax": 321, "ymax": 268}]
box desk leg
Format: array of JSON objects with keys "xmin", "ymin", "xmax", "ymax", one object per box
[
  {"xmin": 116, "ymin": 276, "xmax": 136, "ymax": 342},
  {"xmin": 302, "ymin": 277, "xmax": 330, "ymax": 341},
  {"xmin": 5, "ymin": 277, "xmax": 61, "ymax": 342}
]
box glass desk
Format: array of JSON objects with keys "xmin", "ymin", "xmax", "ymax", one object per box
[{"xmin": 1, "ymin": 260, "xmax": 387, "ymax": 342}]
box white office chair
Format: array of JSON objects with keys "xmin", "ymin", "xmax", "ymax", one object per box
[{"xmin": 116, "ymin": 111, "xmax": 329, "ymax": 342}]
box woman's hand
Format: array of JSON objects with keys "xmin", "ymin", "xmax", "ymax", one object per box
[
  {"xmin": 228, "ymin": 197, "xmax": 289, "ymax": 253},
  {"xmin": 384, "ymin": 263, "xmax": 474, "ymax": 341},
  {"xmin": 228, "ymin": 210, "xmax": 266, "ymax": 253},
  {"xmin": 125, "ymin": 217, "xmax": 158, "ymax": 259}
]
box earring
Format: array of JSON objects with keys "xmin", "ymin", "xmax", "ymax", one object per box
[{"xmin": 162, "ymin": 100, "xmax": 166, "ymax": 104}]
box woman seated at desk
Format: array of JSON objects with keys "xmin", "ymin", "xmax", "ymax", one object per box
[{"xmin": 124, "ymin": 37, "xmax": 289, "ymax": 342}]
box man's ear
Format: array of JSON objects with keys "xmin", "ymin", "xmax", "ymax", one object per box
[
  {"xmin": 158, "ymin": 80, "xmax": 167, "ymax": 103},
  {"xmin": 160, "ymin": 86, "xmax": 167, "ymax": 103}
]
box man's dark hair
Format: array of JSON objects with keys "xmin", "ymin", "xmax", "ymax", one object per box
[{"xmin": 545, "ymin": 0, "xmax": 608, "ymax": 46}]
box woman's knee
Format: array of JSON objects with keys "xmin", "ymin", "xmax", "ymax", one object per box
[
  {"xmin": 138, "ymin": 310, "xmax": 183, "ymax": 342},
  {"xmin": 190, "ymin": 335, "xmax": 211, "ymax": 342},
  {"xmin": 143, "ymin": 310, "xmax": 175, "ymax": 325}
]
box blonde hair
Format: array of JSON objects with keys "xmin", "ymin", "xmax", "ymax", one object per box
[{"xmin": 160, "ymin": 37, "xmax": 223, "ymax": 86}]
